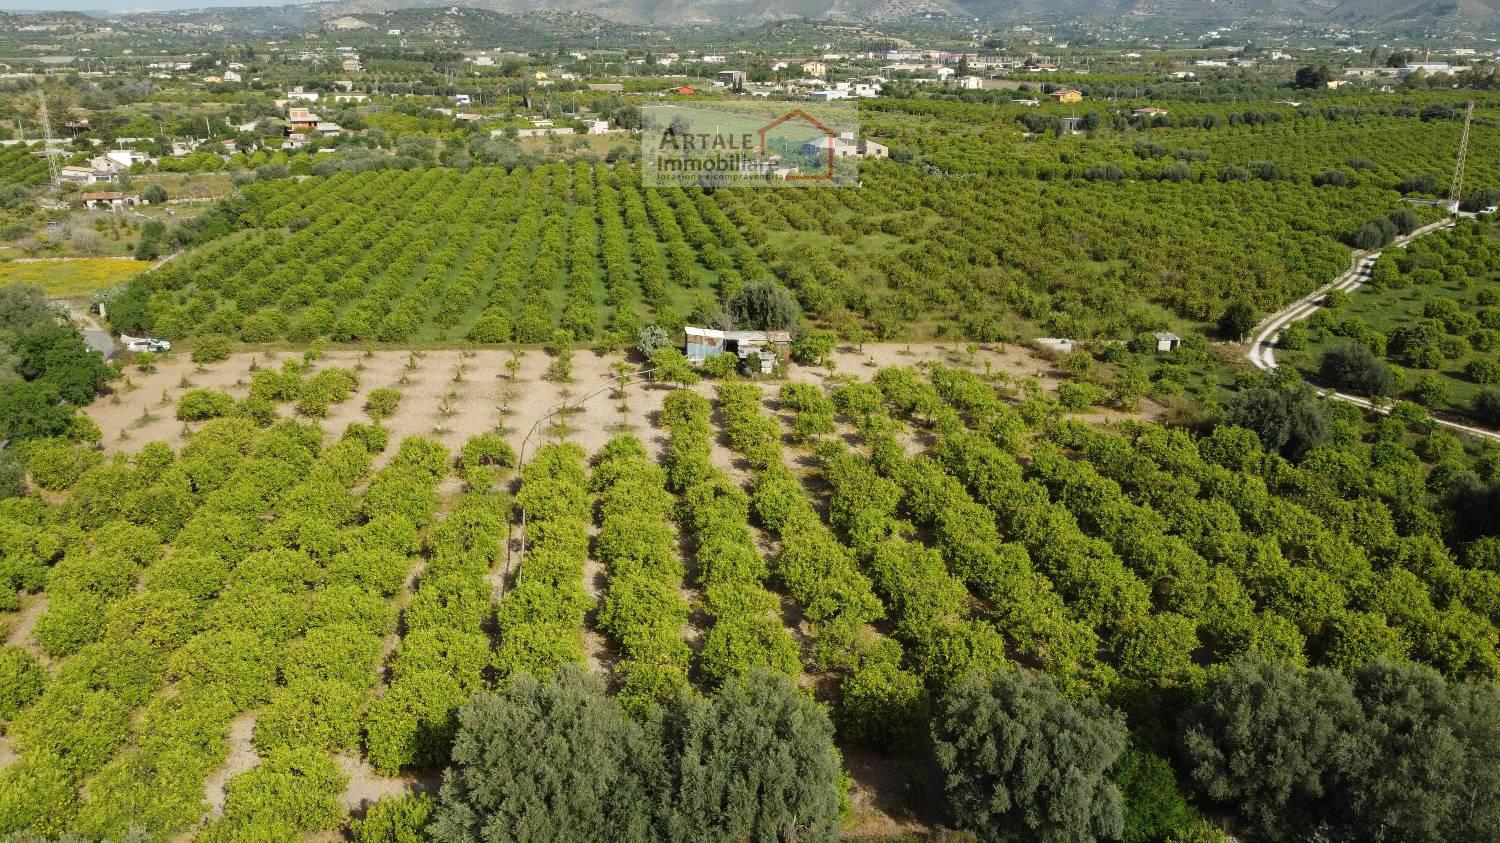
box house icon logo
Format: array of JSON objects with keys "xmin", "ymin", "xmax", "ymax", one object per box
[{"xmin": 759, "ymin": 108, "xmax": 835, "ymax": 182}]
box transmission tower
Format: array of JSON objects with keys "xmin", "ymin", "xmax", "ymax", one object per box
[
  {"xmin": 35, "ymin": 90, "xmax": 59, "ymax": 192},
  {"xmin": 1449, "ymin": 100, "xmax": 1474, "ymax": 216}
]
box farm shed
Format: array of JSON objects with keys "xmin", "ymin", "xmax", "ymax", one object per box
[{"xmin": 683, "ymin": 327, "xmax": 792, "ymax": 374}]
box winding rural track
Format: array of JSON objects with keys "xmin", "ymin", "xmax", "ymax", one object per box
[{"xmin": 1246, "ymin": 218, "xmax": 1500, "ymax": 444}]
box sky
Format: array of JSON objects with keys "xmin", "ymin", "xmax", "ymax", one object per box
[{"xmin": 0, "ymin": 0, "xmax": 319, "ymax": 10}]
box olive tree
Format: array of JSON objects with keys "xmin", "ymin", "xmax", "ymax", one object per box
[{"xmin": 932, "ymin": 668, "xmax": 1127, "ymax": 843}]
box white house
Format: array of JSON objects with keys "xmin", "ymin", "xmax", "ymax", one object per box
[
  {"xmin": 586, "ymin": 120, "xmax": 611, "ymax": 134},
  {"xmin": 807, "ymin": 89, "xmax": 850, "ymax": 101},
  {"xmin": 801, "ymin": 60, "xmax": 827, "ymax": 76},
  {"xmin": 99, "ymin": 149, "xmax": 151, "ymax": 171},
  {"xmin": 222, "ymin": 70, "xmax": 241, "ymax": 83},
  {"xmin": 286, "ymin": 88, "xmax": 319, "ymax": 102},
  {"xmin": 59, "ymin": 165, "xmax": 106, "ymax": 185},
  {"xmin": 804, "ymin": 131, "xmax": 887, "ymax": 159},
  {"xmin": 1154, "ymin": 332, "xmax": 1181, "ymax": 352},
  {"xmin": 957, "ymin": 75, "xmax": 983, "ymax": 89}
]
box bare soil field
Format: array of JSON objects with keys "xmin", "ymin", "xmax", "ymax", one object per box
[{"xmin": 88, "ymin": 342, "xmax": 1154, "ymax": 464}]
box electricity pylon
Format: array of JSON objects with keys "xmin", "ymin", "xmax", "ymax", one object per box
[
  {"xmin": 36, "ymin": 90, "xmax": 59, "ymax": 193},
  {"xmin": 1449, "ymin": 100, "xmax": 1474, "ymax": 216}
]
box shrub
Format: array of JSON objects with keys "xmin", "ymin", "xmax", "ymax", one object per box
[
  {"xmin": 1058, "ymin": 381, "xmax": 1109, "ymax": 410},
  {"xmin": 1320, "ymin": 341, "xmax": 1394, "ymax": 397},
  {"xmin": 342, "ymin": 421, "xmax": 390, "ymax": 454},
  {"xmin": 791, "ymin": 329, "xmax": 837, "ymax": 366},
  {"xmin": 351, "ymin": 794, "xmax": 437, "ymax": 843},
  {"xmin": 1466, "ymin": 358, "xmax": 1500, "ymax": 385},
  {"xmin": 21, "ymin": 439, "xmax": 103, "ymax": 492},
  {"xmin": 212, "ymin": 747, "xmax": 347, "ymax": 834},
  {"xmin": 1313, "ymin": 169, "xmax": 1350, "ymax": 187},
  {"xmin": 1113, "ymin": 749, "xmax": 1205, "ymax": 843},
  {"xmin": 191, "ymin": 333, "xmax": 233, "ymax": 365},
  {"xmin": 364, "ymin": 669, "xmax": 469, "ymax": 774},
  {"xmin": 175, "ymin": 388, "xmax": 235, "ymax": 421},
  {"xmin": 458, "ymin": 432, "xmax": 516, "ymax": 487},
  {"xmin": 1474, "ymin": 389, "xmax": 1500, "ymax": 426},
  {"xmin": 1410, "ymin": 373, "xmax": 1451, "ymax": 407},
  {"xmin": 0, "ymin": 645, "xmax": 45, "ymax": 719},
  {"xmin": 253, "ymin": 678, "xmax": 365, "ymax": 754},
  {"xmin": 365, "ymin": 387, "xmax": 402, "ymax": 420}
]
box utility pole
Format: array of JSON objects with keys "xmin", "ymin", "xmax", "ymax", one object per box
[
  {"xmin": 36, "ymin": 90, "xmax": 58, "ymax": 193},
  {"xmin": 1449, "ymin": 100, "xmax": 1473, "ymax": 217}
]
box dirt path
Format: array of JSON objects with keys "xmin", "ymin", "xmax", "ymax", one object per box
[
  {"xmin": 336, "ymin": 752, "xmax": 441, "ymax": 818},
  {"xmin": 201, "ymin": 713, "xmax": 259, "ymax": 818},
  {"xmin": 5, "ymin": 593, "xmax": 49, "ymax": 665},
  {"xmin": 0, "ymin": 733, "xmax": 16, "ymax": 772},
  {"xmin": 1246, "ymin": 218, "xmax": 1500, "ymax": 443},
  {"xmin": 840, "ymin": 747, "xmax": 943, "ymax": 838}
]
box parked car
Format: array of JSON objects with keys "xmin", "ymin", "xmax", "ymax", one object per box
[{"xmin": 126, "ymin": 337, "xmax": 172, "ymax": 353}]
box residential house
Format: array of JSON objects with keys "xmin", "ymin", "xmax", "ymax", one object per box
[
  {"xmin": 223, "ymin": 70, "xmax": 241, "ymax": 83},
  {"xmin": 59, "ymin": 165, "xmax": 106, "ymax": 185},
  {"xmin": 586, "ymin": 119, "xmax": 611, "ymax": 135},
  {"xmin": 341, "ymin": 58, "xmax": 363, "ymax": 73},
  {"xmin": 288, "ymin": 108, "xmax": 321, "ymax": 133},
  {"xmin": 804, "ymin": 131, "xmax": 887, "ymax": 159},
  {"xmin": 801, "ymin": 60, "xmax": 827, "ymax": 76},
  {"xmin": 77, "ymin": 191, "xmax": 139, "ymax": 210},
  {"xmin": 1048, "ymin": 89, "xmax": 1083, "ymax": 103},
  {"xmin": 717, "ymin": 69, "xmax": 747, "ymax": 87},
  {"xmin": 286, "ymin": 87, "xmax": 319, "ymax": 102},
  {"xmin": 807, "ymin": 88, "xmax": 850, "ymax": 101},
  {"xmin": 1132, "ymin": 106, "xmax": 1169, "ymax": 117},
  {"xmin": 511, "ymin": 127, "xmax": 575, "ymax": 138},
  {"xmin": 957, "ymin": 75, "xmax": 983, "ymax": 90},
  {"xmin": 1154, "ymin": 332, "xmax": 1181, "ymax": 352},
  {"xmin": 97, "ymin": 149, "xmax": 151, "ymax": 171}
]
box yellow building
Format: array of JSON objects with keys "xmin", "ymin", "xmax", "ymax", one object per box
[{"xmin": 1048, "ymin": 89, "xmax": 1083, "ymax": 103}]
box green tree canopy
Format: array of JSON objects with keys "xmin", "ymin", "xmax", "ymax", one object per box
[{"xmin": 932, "ymin": 668, "xmax": 1127, "ymax": 843}]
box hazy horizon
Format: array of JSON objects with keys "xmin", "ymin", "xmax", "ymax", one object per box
[{"xmin": 0, "ymin": 0, "xmax": 319, "ymax": 10}]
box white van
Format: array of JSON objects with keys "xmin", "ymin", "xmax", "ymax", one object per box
[{"xmin": 125, "ymin": 337, "xmax": 171, "ymax": 352}]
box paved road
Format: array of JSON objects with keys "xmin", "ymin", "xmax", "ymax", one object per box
[
  {"xmin": 54, "ymin": 301, "xmax": 115, "ymax": 358},
  {"xmin": 1245, "ymin": 219, "xmax": 1500, "ymax": 444}
]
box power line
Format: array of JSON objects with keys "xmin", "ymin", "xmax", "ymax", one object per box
[
  {"xmin": 36, "ymin": 90, "xmax": 59, "ymax": 194},
  {"xmin": 1449, "ymin": 100, "xmax": 1473, "ymax": 217}
]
